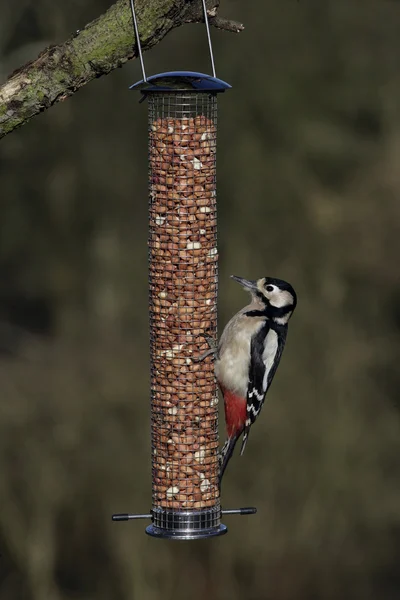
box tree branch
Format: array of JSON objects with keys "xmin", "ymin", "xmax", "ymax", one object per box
[
  {"xmin": 209, "ymin": 16, "xmax": 244, "ymax": 33},
  {"xmin": 0, "ymin": 0, "xmax": 243, "ymax": 140}
]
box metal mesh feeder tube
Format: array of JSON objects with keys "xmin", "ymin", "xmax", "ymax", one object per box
[
  {"xmin": 112, "ymin": 73, "xmax": 257, "ymax": 537},
  {"xmin": 140, "ymin": 73, "xmax": 229, "ymax": 539}
]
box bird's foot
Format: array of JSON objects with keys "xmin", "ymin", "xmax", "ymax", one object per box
[{"xmin": 192, "ymin": 331, "xmax": 218, "ymax": 362}]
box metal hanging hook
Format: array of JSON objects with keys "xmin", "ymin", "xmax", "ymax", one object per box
[
  {"xmin": 201, "ymin": 0, "xmax": 216, "ymax": 78},
  {"xmin": 129, "ymin": 0, "xmax": 147, "ymax": 82},
  {"xmin": 129, "ymin": 0, "xmax": 217, "ymax": 81}
]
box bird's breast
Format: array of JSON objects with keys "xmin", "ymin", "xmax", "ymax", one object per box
[
  {"xmin": 215, "ymin": 345, "xmax": 250, "ymax": 398},
  {"xmin": 215, "ymin": 315, "xmax": 265, "ymax": 398}
]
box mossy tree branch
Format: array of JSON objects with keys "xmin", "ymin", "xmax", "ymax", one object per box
[{"xmin": 0, "ymin": 0, "xmax": 243, "ymax": 140}]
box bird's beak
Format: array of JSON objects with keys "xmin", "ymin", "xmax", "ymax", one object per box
[{"xmin": 231, "ymin": 275, "xmax": 258, "ymax": 290}]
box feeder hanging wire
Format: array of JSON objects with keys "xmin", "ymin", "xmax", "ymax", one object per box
[{"xmin": 129, "ymin": 0, "xmax": 217, "ymax": 80}]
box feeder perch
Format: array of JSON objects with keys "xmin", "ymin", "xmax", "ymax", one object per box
[{"xmin": 112, "ymin": 0, "xmax": 256, "ymax": 540}]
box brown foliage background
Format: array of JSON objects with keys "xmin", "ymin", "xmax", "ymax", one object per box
[{"xmin": 0, "ymin": 1, "xmax": 399, "ymax": 599}]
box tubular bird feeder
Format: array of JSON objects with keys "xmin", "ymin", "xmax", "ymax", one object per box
[{"xmin": 112, "ymin": 0, "xmax": 256, "ymax": 540}]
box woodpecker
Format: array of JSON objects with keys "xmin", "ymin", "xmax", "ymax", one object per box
[{"xmin": 215, "ymin": 275, "xmax": 297, "ymax": 484}]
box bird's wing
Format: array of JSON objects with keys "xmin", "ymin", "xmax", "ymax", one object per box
[{"xmin": 240, "ymin": 322, "xmax": 286, "ymax": 455}]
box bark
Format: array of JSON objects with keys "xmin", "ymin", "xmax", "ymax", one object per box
[{"xmin": 0, "ymin": 0, "xmax": 243, "ymax": 140}]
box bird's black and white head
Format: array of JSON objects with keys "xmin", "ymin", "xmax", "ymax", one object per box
[{"xmin": 231, "ymin": 275, "xmax": 297, "ymax": 325}]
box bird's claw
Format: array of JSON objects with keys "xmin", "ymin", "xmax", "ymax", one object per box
[
  {"xmin": 192, "ymin": 331, "xmax": 218, "ymax": 362},
  {"xmin": 192, "ymin": 347, "xmax": 216, "ymax": 363}
]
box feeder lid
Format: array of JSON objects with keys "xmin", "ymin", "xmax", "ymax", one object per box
[{"xmin": 130, "ymin": 71, "xmax": 231, "ymax": 94}]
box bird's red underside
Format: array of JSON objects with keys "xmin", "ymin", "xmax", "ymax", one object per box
[{"xmin": 220, "ymin": 385, "xmax": 247, "ymax": 437}]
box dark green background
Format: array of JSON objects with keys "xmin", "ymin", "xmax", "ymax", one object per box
[{"xmin": 0, "ymin": 1, "xmax": 399, "ymax": 599}]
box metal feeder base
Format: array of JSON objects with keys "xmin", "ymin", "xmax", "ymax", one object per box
[{"xmin": 146, "ymin": 507, "xmax": 227, "ymax": 540}]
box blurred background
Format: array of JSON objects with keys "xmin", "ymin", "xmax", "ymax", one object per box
[{"xmin": 1, "ymin": 0, "xmax": 400, "ymax": 598}]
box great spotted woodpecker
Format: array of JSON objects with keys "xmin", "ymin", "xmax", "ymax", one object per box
[{"xmin": 215, "ymin": 275, "xmax": 297, "ymax": 484}]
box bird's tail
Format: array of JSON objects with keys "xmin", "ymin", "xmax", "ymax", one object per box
[{"xmin": 218, "ymin": 435, "xmax": 239, "ymax": 487}]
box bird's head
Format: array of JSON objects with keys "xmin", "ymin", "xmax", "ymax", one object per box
[{"xmin": 231, "ymin": 275, "xmax": 297, "ymax": 324}]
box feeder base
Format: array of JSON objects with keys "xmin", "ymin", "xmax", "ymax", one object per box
[{"xmin": 145, "ymin": 506, "xmax": 226, "ymax": 540}]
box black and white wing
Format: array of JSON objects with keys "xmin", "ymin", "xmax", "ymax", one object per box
[{"xmin": 240, "ymin": 322, "xmax": 287, "ymax": 455}]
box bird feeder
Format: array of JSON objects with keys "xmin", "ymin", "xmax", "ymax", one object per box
[{"xmin": 112, "ymin": 0, "xmax": 256, "ymax": 540}]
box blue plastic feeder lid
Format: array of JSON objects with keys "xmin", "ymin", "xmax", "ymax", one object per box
[{"xmin": 129, "ymin": 71, "xmax": 231, "ymax": 94}]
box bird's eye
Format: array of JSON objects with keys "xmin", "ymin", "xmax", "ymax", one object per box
[{"xmin": 266, "ymin": 285, "xmax": 275, "ymax": 292}]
